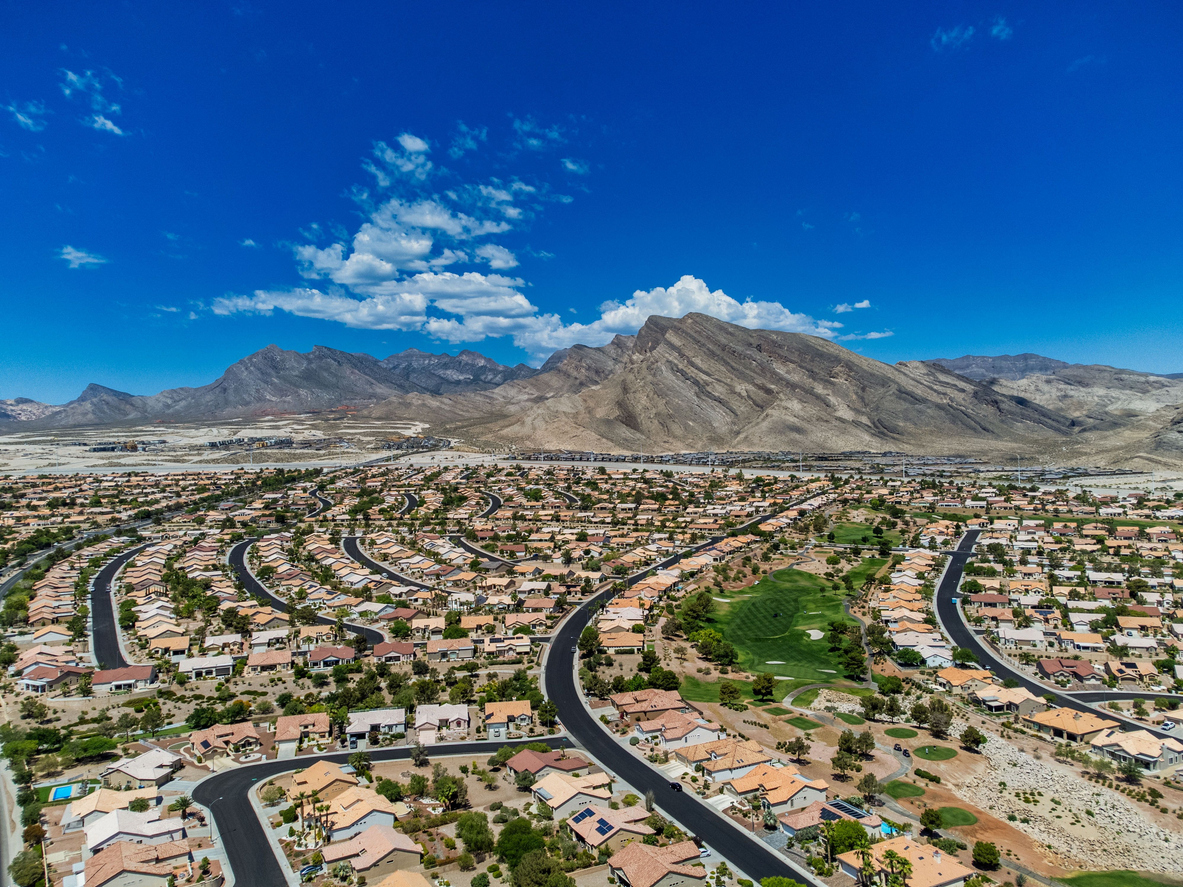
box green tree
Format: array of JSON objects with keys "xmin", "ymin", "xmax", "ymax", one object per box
[
  {"xmin": 1118, "ymin": 758, "xmax": 1142, "ymax": 783},
  {"xmin": 827, "ymin": 818, "xmax": 870, "ymax": 855},
  {"xmin": 9, "ymin": 849, "xmax": 44, "ymax": 887},
  {"xmin": 784, "ymin": 736, "xmax": 810, "ymax": 764},
  {"xmin": 972, "ymin": 841, "xmax": 999, "ymax": 869},
  {"xmin": 578, "ymin": 626, "xmax": 600, "ymax": 657},
  {"xmin": 456, "ymin": 811, "xmax": 495, "ymax": 854},
  {"xmin": 959, "ymin": 725, "xmax": 986, "ymax": 752},
  {"xmin": 496, "ymin": 817, "xmax": 545, "ymax": 868},
  {"xmin": 129, "ymin": 797, "xmax": 151, "ymax": 813},
  {"xmin": 751, "ymin": 672, "xmax": 779, "ymax": 701},
  {"xmin": 830, "ymin": 750, "xmax": 861, "ymax": 780},
  {"xmin": 920, "ymin": 808, "xmax": 943, "ymax": 834},
  {"xmin": 718, "ymin": 682, "xmax": 742, "ymax": 705},
  {"xmin": 856, "ymin": 772, "xmax": 881, "ymax": 804},
  {"xmin": 139, "ymin": 707, "xmax": 165, "ymax": 737},
  {"xmin": 511, "ymin": 850, "xmax": 575, "ymax": 887}
]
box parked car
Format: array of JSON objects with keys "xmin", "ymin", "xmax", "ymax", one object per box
[
  {"xmin": 902, "ymin": 748, "xmax": 911, "ymax": 758},
  {"xmin": 894, "ymin": 743, "xmax": 902, "ymax": 751},
  {"xmin": 669, "ymin": 782, "xmax": 683, "ymax": 792},
  {"xmin": 1163, "ymin": 721, "xmax": 1176, "ymax": 731},
  {"xmin": 700, "ymin": 846, "xmax": 712, "ymax": 858}
]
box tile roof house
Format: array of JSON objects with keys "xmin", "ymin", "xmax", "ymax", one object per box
[
  {"xmin": 82, "ymin": 839, "xmax": 192, "ymax": 887},
  {"xmin": 321, "ymin": 823, "xmax": 422, "ymax": 879},
  {"xmin": 85, "ymin": 808, "xmax": 187, "ymax": 852},
  {"xmin": 484, "ymin": 700, "xmax": 533, "ymax": 741},
  {"xmin": 325, "ymin": 786, "xmax": 401, "ymax": 840},
  {"xmin": 1024, "ymin": 707, "xmax": 1121, "ymax": 743},
  {"xmin": 608, "ymin": 840, "xmax": 706, "ymax": 887},
  {"xmin": 61, "ymin": 787, "xmax": 158, "ymax": 831},
  {"xmin": 673, "ymin": 738, "xmax": 771, "ymax": 782},
  {"xmin": 246, "ymin": 648, "xmax": 292, "ymax": 673},
  {"xmin": 778, "ymin": 798, "xmax": 881, "ymax": 837},
  {"xmin": 838, "ymin": 836, "xmax": 972, "ymax": 887},
  {"xmin": 188, "ymin": 722, "xmax": 262, "ymax": 758},
  {"xmin": 373, "ymin": 871, "xmax": 433, "ymax": 887},
  {"xmin": 92, "ymin": 665, "xmax": 157, "ymax": 694},
  {"xmin": 293, "ymin": 760, "xmax": 360, "ymax": 800},
  {"xmin": 275, "ymin": 712, "xmax": 332, "ymax": 758},
  {"xmin": 531, "ymin": 771, "xmax": 613, "ymax": 818},
  {"xmin": 346, "ymin": 708, "xmax": 408, "ymax": 749},
  {"xmin": 1090, "ymin": 728, "xmax": 1183, "ymax": 772},
  {"xmin": 723, "ymin": 763, "xmax": 828, "ymax": 814},
  {"xmin": 102, "ymin": 748, "xmax": 184, "ymax": 787},
  {"xmin": 609, "ymin": 689, "xmax": 691, "ymax": 724},
  {"xmin": 633, "ymin": 711, "xmax": 722, "ymax": 748},
  {"xmin": 505, "ymin": 748, "xmax": 589, "ymax": 779},
  {"xmin": 567, "ymin": 804, "xmax": 653, "ymax": 851}
]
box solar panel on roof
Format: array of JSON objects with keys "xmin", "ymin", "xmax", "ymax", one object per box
[
  {"xmin": 595, "ymin": 821, "xmax": 614, "ymax": 835},
  {"xmin": 828, "ymin": 799, "xmax": 868, "ymax": 818},
  {"xmin": 572, "ymin": 809, "xmax": 594, "ymax": 823}
]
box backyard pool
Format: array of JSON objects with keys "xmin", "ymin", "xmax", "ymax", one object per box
[{"xmin": 50, "ymin": 785, "xmax": 75, "ymax": 801}]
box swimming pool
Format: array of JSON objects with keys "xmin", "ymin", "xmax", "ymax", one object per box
[{"xmin": 49, "ymin": 785, "xmax": 74, "ymax": 801}]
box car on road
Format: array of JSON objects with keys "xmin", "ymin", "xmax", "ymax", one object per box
[
  {"xmin": 670, "ymin": 781, "xmax": 683, "ymax": 792},
  {"xmin": 902, "ymin": 748, "xmax": 911, "ymax": 758},
  {"xmin": 1163, "ymin": 721, "xmax": 1176, "ymax": 730},
  {"xmin": 699, "ymin": 846, "xmax": 711, "ymax": 858},
  {"xmin": 571, "ymin": 646, "xmax": 577, "ymax": 653},
  {"xmin": 893, "ymin": 743, "xmax": 902, "ymax": 751}
]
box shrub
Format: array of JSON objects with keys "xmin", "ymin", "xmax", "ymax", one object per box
[
  {"xmin": 473, "ymin": 875, "xmax": 490, "ymax": 887},
  {"xmin": 972, "ymin": 842, "xmax": 999, "ymax": 869},
  {"xmin": 280, "ymin": 806, "xmax": 297, "ymax": 824},
  {"xmin": 915, "ymin": 768, "xmax": 941, "ymax": 784}
]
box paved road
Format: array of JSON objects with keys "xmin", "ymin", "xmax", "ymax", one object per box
[
  {"xmin": 451, "ymin": 534, "xmax": 521, "ymax": 566},
  {"xmin": 192, "ymin": 737, "xmax": 570, "ymax": 887},
  {"xmin": 341, "ymin": 536, "xmax": 431, "ymax": 590},
  {"xmin": 89, "ymin": 544, "xmax": 149, "ymax": 669},
  {"xmin": 399, "ymin": 491, "xmax": 418, "ymax": 516},
  {"xmin": 307, "ymin": 489, "xmax": 332, "ymax": 518},
  {"xmin": 228, "ymin": 540, "xmax": 386, "ymax": 646},
  {"xmin": 478, "ymin": 491, "xmax": 502, "ymax": 518},
  {"xmin": 934, "ymin": 531, "xmax": 1180, "ymax": 739}
]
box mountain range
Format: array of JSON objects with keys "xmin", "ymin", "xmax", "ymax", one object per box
[{"xmin": 4, "ymin": 315, "xmax": 1183, "ymax": 465}]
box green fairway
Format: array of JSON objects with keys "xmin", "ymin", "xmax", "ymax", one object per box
[
  {"xmin": 824, "ymin": 522, "xmax": 902, "ymax": 546},
  {"xmin": 885, "ymin": 727, "xmax": 918, "ymax": 739},
  {"xmin": 846, "ymin": 557, "xmax": 888, "ymax": 588},
  {"xmin": 1058, "ymin": 874, "xmax": 1180, "ymax": 887},
  {"xmin": 938, "ymin": 807, "xmax": 978, "ymax": 827},
  {"xmin": 787, "ymin": 716, "xmax": 823, "ymax": 731},
  {"xmin": 883, "ymin": 780, "xmax": 925, "ymax": 799},
  {"xmin": 834, "ymin": 712, "xmax": 866, "ymax": 725},
  {"xmin": 702, "ymin": 566, "xmax": 862, "ymax": 680},
  {"xmin": 914, "ymin": 745, "xmax": 958, "ymax": 761},
  {"xmin": 764, "ymin": 707, "xmax": 791, "ymax": 716}
]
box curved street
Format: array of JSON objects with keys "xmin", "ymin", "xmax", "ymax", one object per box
[
  {"xmin": 934, "ymin": 531, "xmax": 1181, "ymax": 738},
  {"xmin": 478, "ymin": 491, "xmax": 502, "ymax": 518},
  {"xmin": 228, "ymin": 539, "xmax": 385, "ymax": 646},
  {"xmin": 341, "ymin": 535, "xmax": 431, "ymax": 589},
  {"xmin": 88, "ymin": 544, "xmax": 148, "ymax": 669}
]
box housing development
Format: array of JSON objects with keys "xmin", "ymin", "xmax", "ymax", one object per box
[{"xmin": 0, "ymin": 457, "xmax": 1180, "ymax": 887}]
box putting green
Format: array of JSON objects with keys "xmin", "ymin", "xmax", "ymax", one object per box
[
  {"xmin": 938, "ymin": 807, "xmax": 978, "ymax": 828},
  {"xmin": 914, "ymin": 745, "xmax": 957, "ymax": 761},
  {"xmin": 787, "ymin": 716, "xmax": 823, "ymax": 731},
  {"xmin": 834, "ymin": 712, "xmax": 866, "ymax": 725},
  {"xmin": 885, "ymin": 727, "xmax": 918, "ymax": 739},
  {"xmin": 883, "ymin": 780, "xmax": 925, "ymax": 799}
]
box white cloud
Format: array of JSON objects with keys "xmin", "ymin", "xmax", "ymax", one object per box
[
  {"xmin": 475, "ymin": 243, "xmax": 519, "ymax": 269},
  {"xmin": 88, "ymin": 114, "xmax": 124, "ymax": 135},
  {"xmin": 833, "ymin": 299, "xmax": 871, "ymax": 314},
  {"xmin": 240, "ymin": 238, "xmax": 258, "ymax": 248},
  {"xmin": 59, "ymin": 245, "xmax": 107, "ymax": 268},
  {"xmin": 990, "ymin": 17, "xmax": 1013, "ymax": 40},
  {"xmin": 5, "ymin": 101, "xmax": 48, "ymax": 132},
  {"xmin": 449, "ymin": 121, "xmax": 487, "ymax": 158},
  {"xmin": 512, "ymin": 116, "xmax": 564, "ymax": 151},
  {"xmin": 369, "ymin": 134, "xmax": 433, "ymax": 183},
  {"xmin": 931, "ymin": 25, "xmax": 975, "ymax": 51},
  {"xmin": 837, "ymin": 330, "xmax": 893, "ymax": 341},
  {"xmin": 397, "ymin": 132, "xmax": 429, "ymax": 153},
  {"xmin": 213, "ymin": 287, "xmax": 428, "ymax": 331},
  {"xmin": 561, "ymin": 158, "xmax": 589, "ymax": 175}
]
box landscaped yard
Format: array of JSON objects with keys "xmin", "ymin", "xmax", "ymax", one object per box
[
  {"xmin": 786, "ymin": 716, "xmax": 823, "ymax": 731},
  {"xmin": 679, "ymin": 675, "xmax": 815, "ymax": 705},
  {"xmin": 834, "ymin": 712, "xmax": 866, "ymax": 725},
  {"xmin": 914, "ymin": 745, "xmax": 958, "ymax": 761},
  {"xmin": 883, "ymin": 780, "xmax": 925, "ymax": 799},
  {"xmin": 701, "ymin": 566, "xmax": 863, "ymax": 680},
  {"xmin": 885, "ymin": 727, "xmax": 918, "ymax": 739},
  {"xmin": 938, "ymin": 807, "xmax": 978, "ymax": 827}
]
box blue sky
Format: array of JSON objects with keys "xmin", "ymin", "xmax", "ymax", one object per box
[{"xmin": 2, "ymin": 2, "xmax": 1182, "ymax": 403}]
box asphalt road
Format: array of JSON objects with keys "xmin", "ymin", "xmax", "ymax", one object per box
[
  {"xmin": 400, "ymin": 492, "xmax": 418, "ymax": 515},
  {"xmin": 307, "ymin": 490, "xmax": 332, "ymax": 518},
  {"xmin": 478, "ymin": 491, "xmax": 502, "ymax": 518},
  {"xmin": 934, "ymin": 531, "xmax": 1180, "ymax": 738},
  {"xmin": 89, "ymin": 544, "xmax": 149, "ymax": 669},
  {"xmin": 192, "ymin": 737, "xmax": 570, "ymax": 887},
  {"xmin": 451, "ymin": 534, "xmax": 520, "ymax": 566},
  {"xmin": 341, "ymin": 535, "xmax": 431, "ymax": 590},
  {"xmin": 228, "ymin": 539, "xmax": 386, "ymax": 647}
]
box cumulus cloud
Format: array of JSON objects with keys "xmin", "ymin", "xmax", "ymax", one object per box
[
  {"xmin": 213, "ymin": 287, "xmax": 428, "ymax": 331},
  {"xmin": 475, "ymin": 243, "xmax": 519, "ymax": 269},
  {"xmin": 60, "ymin": 68, "xmax": 127, "ymax": 133},
  {"xmin": 837, "ymin": 330, "xmax": 893, "ymax": 341},
  {"xmin": 833, "ymin": 299, "xmax": 872, "ymax": 313},
  {"xmin": 239, "ymin": 238, "xmax": 258, "ymax": 248},
  {"xmin": 561, "ymin": 157, "xmax": 589, "ymax": 175},
  {"xmin": 512, "ymin": 116, "xmax": 564, "ymax": 151},
  {"xmin": 990, "ymin": 17, "xmax": 1013, "ymax": 40},
  {"xmin": 59, "ymin": 245, "xmax": 107, "ymax": 268},
  {"xmin": 88, "ymin": 114, "xmax": 124, "ymax": 135},
  {"xmin": 931, "ymin": 25, "xmax": 974, "ymax": 51},
  {"xmin": 448, "ymin": 121, "xmax": 487, "ymax": 158},
  {"xmin": 5, "ymin": 100, "xmax": 48, "ymax": 132}
]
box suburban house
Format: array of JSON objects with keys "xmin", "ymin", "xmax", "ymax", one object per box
[
  {"xmin": 837, "ymin": 836, "xmax": 971, "ymax": 887},
  {"xmin": 414, "ymin": 703, "xmax": 469, "ymax": 741},
  {"xmin": 18, "ymin": 664, "xmax": 90, "ymax": 695},
  {"xmin": 484, "ymin": 700, "xmax": 533, "ymax": 741},
  {"xmin": 85, "ymin": 809, "xmax": 187, "ymax": 852},
  {"xmin": 532, "ymin": 771, "xmax": 613, "ymax": 818},
  {"xmin": 92, "ymin": 665, "xmax": 157, "ymax": 695},
  {"xmin": 188, "ymin": 722, "xmax": 263, "ymax": 759},
  {"xmin": 346, "ymin": 708, "xmax": 407, "ymax": 749},
  {"xmin": 320, "ymin": 824, "xmax": 422, "ymax": 879},
  {"xmin": 246, "ymin": 649, "xmax": 292, "ymax": 674},
  {"xmin": 567, "ymin": 804, "xmax": 653, "ymax": 851},
  {"xmin": 102, "ymin": 748, "xmax": 184, "ymax": 787},
  {"xmin": 723, "ymin": 763, "xmax": 828, "ymax": 814},
  {"xmin": 372, "ymin": 641, "xmax": 416, "ymax": 663},
  {"xmin": 969, "ymin": 684, "xmax": 1045, "ymax": 716},
  {"xmin": 61, "ymin": 787, "xmax": 158, "ymax": 831},
  {"xmin": 1036, "ymin": 658, "xmax": 1104, "ymax": 686},
  {"xmin": 275, "ymin": 712, "xmax": 332, "ymax": 758},
  {"xmin": 609, "ymin": 689, "xmax": 692, "ymax": 724},
  {"xmin": 307, "ymin": 645, "xmax": 356, "ymax": 670},
  {"xmin": 425, "ymin": 638, "xmax": 476, "ymax": 661},
  {"xmin": 934, "ymin": 667, "xmax": 995, "ymax": 694},
  {"xmin": 779, "ymin": 799, "xmax": 881, "ymax": 838},
  {"xmin": 1024, "ymin": 707, "xmax": 1121, "ymax": 743},
  {"xmin": 674, "ymin": 738, "xmax": 771, "ymax": 783},
  {"xmin": 325, "ymin": 786, "xmax": 401, "ymax": 841},
  {"xmin": 608, "ymin": 840, "xmax": 707, "ymax": 887},
  {"xmin": 292, "ymin": 760, "xmax": 359, "ymax": 800},
  {"xmin": 1090, "ymin": 728, "xmax": 1183, "ymax": 772},
  {"xmin": 177, "ymin": 654, "xmax": 234, "ymax": 681},
  {"xmin": 505, "ymin": 748, "xmax": 590, "ymax": 779},
  {"xmin": 81, "ymin": 840, "xmax": 192, "ymax": 887},
  {"xmin": 633, "ymin": 711, "xmax": 722, "ymax": 749}
]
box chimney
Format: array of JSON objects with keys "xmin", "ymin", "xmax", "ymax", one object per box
[{"xmin": 933, "ymin": 850, "xmax": 942, "ymax": 862}]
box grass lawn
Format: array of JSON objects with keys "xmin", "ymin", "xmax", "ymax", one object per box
[
  {"xmin": 885, "ymin": 727, "xmax": 919, "ymax": 739},
  {"xmin": 679, "ymin": 675, "xmax": 815, "ymax": 705},
  {"xmin": 1058, "ymin": 874, "xmax": 1181, "ymax": 887},
  {"xmin": 764, "ymin": 707, "xmax": 791, "ymax": 716},
  {"xmin": 914, "ymin": 745, "xmax": 958, "ymax": 761},
  {"xmin": 846, "ymin": 557, "xmax": 888, "ymax": 588},
  {"xmin": 787, "ymin": 716, "xmax": 823, "ymax": 731},
  {"xmin": 938, "ymin": 807, "xmax": 978, "ymax": 828},
  {"xmin": 702, "ymin": 566, "xmax": 862, "ymax": 680},
  {"xmin": 824, "ymin": 522, "xmax": 902, "ymax": 546},
  {"xmin": 883, "ymin": 780, "xmax": 925, "ymax": 799},
  {"xmin": 834, "ymin": 712, "xmax": 866, "ymax": 725}
]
